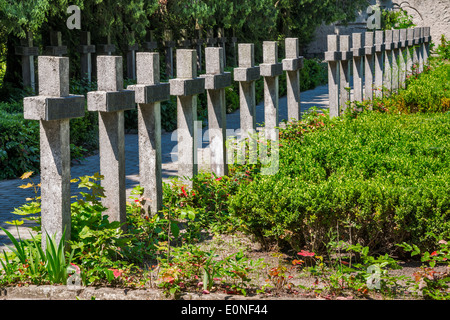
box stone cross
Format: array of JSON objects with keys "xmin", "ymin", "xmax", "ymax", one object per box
[
  {"xmin": 77, "ymin": 31, "xmax": 95, "ymax": 82},
  {"xmin": 144, "ymin": 30, "xmax": 158, "ymax": 52},
  {"xmin": 230, "ymin": 30, "xmax": 238, "ymax": 67},
  {"xmin": 87, "ymin": 56, "xmax": 135, "ymax": 229},
  {"xmin": 282, "ymin": 38, "xmax": 303, "ymax": 120},
  {"xmin": 413, "ymin": 27, "xmax": 423, "ymax": 73},
  {"xmin": 351, "ymin": 33, "xmax": 364, "ymax": 102},
  {"xmin": 193, "ymin": 28, "xmax": 204, "ymax": 72},
  {"xmin": 206, "ymin": 29, "xmax": 217, "ymax": 47},
  {"xmin": 97, "ymin": 34, "xmax": 116, "ymax": 56},
  {"xmin": 163, "ymin": 30, "xmax": 175, "ymax": 79},
  {"xmin": 383, "ymin": 30, "xmax": 394, "ymax": 97},
  {"xmin": 325, "ymin": 35, "xmax": 341, "ymax": 117},
  {"xmin": 178, "ymin": 29, "xmax": 191, "ymax": 49},
  {"xmin": 399, "ymin": 28, "xmax": 408, "ymax": 88},
  {"xmin": 391, "ymin": 29, "xmax": 401, "ymax": 93},
  {"xmin": 169, "ymin": 49, "xmax": 205, "ymax": 184},
  {"xmin": 234, "ymin": 44, "xmax": 260, "ymax": 139},
  {"xmin": 15, "ymin": 31, "xmax": 39, "ymax": 92},
  {"xmin": 23, "ymin": 56, "xmax": 85, "ymax": 249},
  {"xmin": 127, "ymin": 53, "xmax": 170, "ymax": 215},
  {"xmin": 260, "ymin": 41, "xmax": 282, "ymax": 141},
  {"xmin": 46, "ymin": 31, "xmax": 67, "ymax": 56},
  {"xmin": 339, "ymin": 35, "xmax": 352, "ymax": 108},
  {"xmin": 364, "ymin": 31, "xmax": 375, "ymax": 102},
  {"xmin": 374, "ymin": 30, "xmax": 385, "ymax": 98},
  {"xmin": 406, "ymin": 28, "xmax": 415, "ymax": 76},
  {"xmin": 200, "ymin": 47, "xmax": 231, "ymax": 176},
  {"xmin": 217, "ymin": 28, "xmax": 227, "ymax": 67},
  {"xmin": 127, "ymin": 32, "xmax": 139, "ymax": 80},
  {"xmin": 423, "ymin": 27, "xmax": 431, "ymax": 66}
]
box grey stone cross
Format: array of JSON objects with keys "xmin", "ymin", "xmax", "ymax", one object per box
[
  {"xmin": 193, "ymin": 28, "xmax": 205, "ymax": 72},
  {"xmin": 399, "ymin": 28, "xmax": 408, "ymax": 88},
  {"xmin": 351, "ymin": 33, "xmax": 364, "ymax": 102},
  {"xmin": 200, "ymin": 47, "xmax": 231, "ymax": 176},
  {"xmin": 97, "ymin": 34, "xmax": 116, "ymax": 56},
  {"xmin": 170, "ymin": 49, "xmax": 205, "ymax": 185},
  {"xmin": 23, "ymin": 56, "xmax": 85, "ymax": 249},
  {"xmin": 164, "ymin": 30, "xmax": 176, "ymax": 79},
  {"xmin": 128, "ymin": 53, "xmax": 170, "ymax": 215},
  {"xmin": 391, "ymin": 29, "xmax": 401, "ymax": 93},
  {"xmin": 77, "ymin": 31, "xmax": 96, "ymax": 82},
  {"xmin": 260, "ymin": 41, "xmax": 282, "ymax": 141},
  {"xmin": 217, "ymin": 28, "xmax": 227, "ymax": 67},
  {"xmin": 423, "ymin": 27, "xmax": 431, "ymax": 66},
  {"xmin": 87, "ymin": 56, "xmax": 135, "ymax": 230},
  {"xmin": 234, "ymin": 44, "xmax": 260, "ymax": 163},
  {"xmin": 144, "ymin": 30, "xmax": 158, "ymax": 52},
  {"xmin": 46, "ymin": 31, "xmax": 68, "ymax": 56},
  {"xmin": 15, "ymin": 31, "xmax": 39, "ymax": 92},
  {"xmin": 282, "ymin": 38, "xmax": 303, "ymax": 120},
  {"xmin": 364, "ymin": 31, "xmax": 375, "ymax": 102},
  {"xmin": 127, "ymin": 32, "xmax": 139, "ymax": 80},
  {"xmin": 339, "ymin": 35, "xmax": 352, "ymax": 109},
  {"xmin": 206, "ymin": 29, "xmax": 217, "ymax": 47},
  {"xmin": 406, "ymin": 28, "xmax": 415, "ymax": 76},
  {"xmin": 383, "ymin": 30, "xmax": 394, "ymax": 97},
  {"xmin": 325, "ymin": 35, "xmax": 342, "ymax": 117},
  {"xmin": 374, "ymin": 30, "xmax": 385, "ymax": 99},
  {"xmin": 178, "ymin": 29, "xmax": 191, "ymax": 49}
]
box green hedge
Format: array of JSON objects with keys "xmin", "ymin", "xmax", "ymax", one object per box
[{"xmin": 229, "ymin": 111, "xmax": 450, "ymax": 255}]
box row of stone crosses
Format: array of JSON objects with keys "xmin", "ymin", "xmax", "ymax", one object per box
[
  {"xmin": 22, "ymin": 26, "xmax": 430, "ymax": 248},
  {"xmin": 23, "ymin": 30, "xmax": 303, "ymax": 248},
  {"xmin": 15, "ymin": 28, "xmax": 236, "ymax": 92},
  {"xmin": 325, "ymin": 26, "xmax": 431, "ymax": 117}
]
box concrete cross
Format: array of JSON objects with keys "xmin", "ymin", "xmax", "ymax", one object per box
[
  {"xmin": 325, "ymin": 35, "xmax": 342, "ymax": 117},
  {"xmin": 234, "ymin": 44, "xmax": 260, "ymax": 163},
  {"xmin": 282, "ymin": 38, "xmax": 303, "ymax": 120},
  {"xmin": 383, "ymin": 30, "xmax": 394, "ymax": 97},
  {"xmin": 206, "ymin": 29, "xmax": 217, "ymax": 47},
  {"xmin": 128, "ymin": 53, "xmax": 170, "ymax": 216},
  {"xmin": 374, "ymin": 30, "xmax": 385, "ymax": 98},
  {"xmin": 260, "ymin": 41, "xmax": 283, "ymax": 141},
  {"xmin": 169, "ymin": 49, "xmax": 205, "ymax": 185},
  {"xmin": 217, "ymin": 28, "xmax": 227, "ymax": 67},
  {"xmin": 230, "ymin": 30, "xmax": 238, "ymax": 67},
  {"xmin": 77, "ymin": 31, "xmax": 96, "ymax": 82},
  {"xmin": 200, "ymin": 47, "xmax": 232, "ymax": 176},
  {"xmin": 413, "ymin": 27, "xmax": 422, "ymax": 73},
  {"xmin": 406, "ymin": 28, "xmax": 415, "ymax": 76},
  {"xmin": 144, "ymin": 30, "xmax": 158, "ymax": 52},
  {"xmin": 178, "ymin": 29, "xmax": 191, "ymax": 49},
  {"xmin": 339, "ymin": 35, "xmax": 352, "ymax": 109},
  {"xmin": 391, "ymin": 29, "xmax": 401, "ymax": 93},
  {"xmin": 163, "ymin": 30, "xmax": 176, "ymax": 79},
  {"xmin": 351, "ymin": 33, "xmax": 364, "ymax": 102},
  {"xmin": 23, "ymin": 56, "xmax": 85, "ymax": 249},
  {"xmin": 46, "ymin": 31, "xmax": 68, "ymax": 56},
  {"xmin": 87, "ymin": 56, "xmax": 136, "ymax": 230},
  {"xmin": 364, "ymin": 31, "xmax": 375, "ymax": 102},
  {"xmin": 193, "ymin": 28, "xmax": 205, "ymax": 73},
  {"xmin": 399, "ymin": 28, "xmax": 408, "ymax": 88},
  {"xmin": 127, "ymin": 32, "xmax": 139, "ymax": 80},
  {"xmin": 423, "ymin": 27, "xmax": 431, "ymax": 66},
  {"xmin": 15, "ymin": 31, "xmax": 39, "ymax": 92},
  {"xmin": 97, "ymin": 34, "xmax": 116, "ymax": 56}
]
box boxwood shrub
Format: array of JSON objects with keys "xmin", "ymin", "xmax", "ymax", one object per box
[{"xmin": 229, "ymin": 111, "xmax": 450, "ymax": 255}]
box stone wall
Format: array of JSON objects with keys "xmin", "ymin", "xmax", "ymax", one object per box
[{"xmin": 304, "ymin": 0, "xmax": 450, "ymax": 58}]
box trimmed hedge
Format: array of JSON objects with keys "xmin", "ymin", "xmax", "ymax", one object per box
[{"xmin": 229, "ymin": 111, "xmax": 450, "ymax": 255}]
